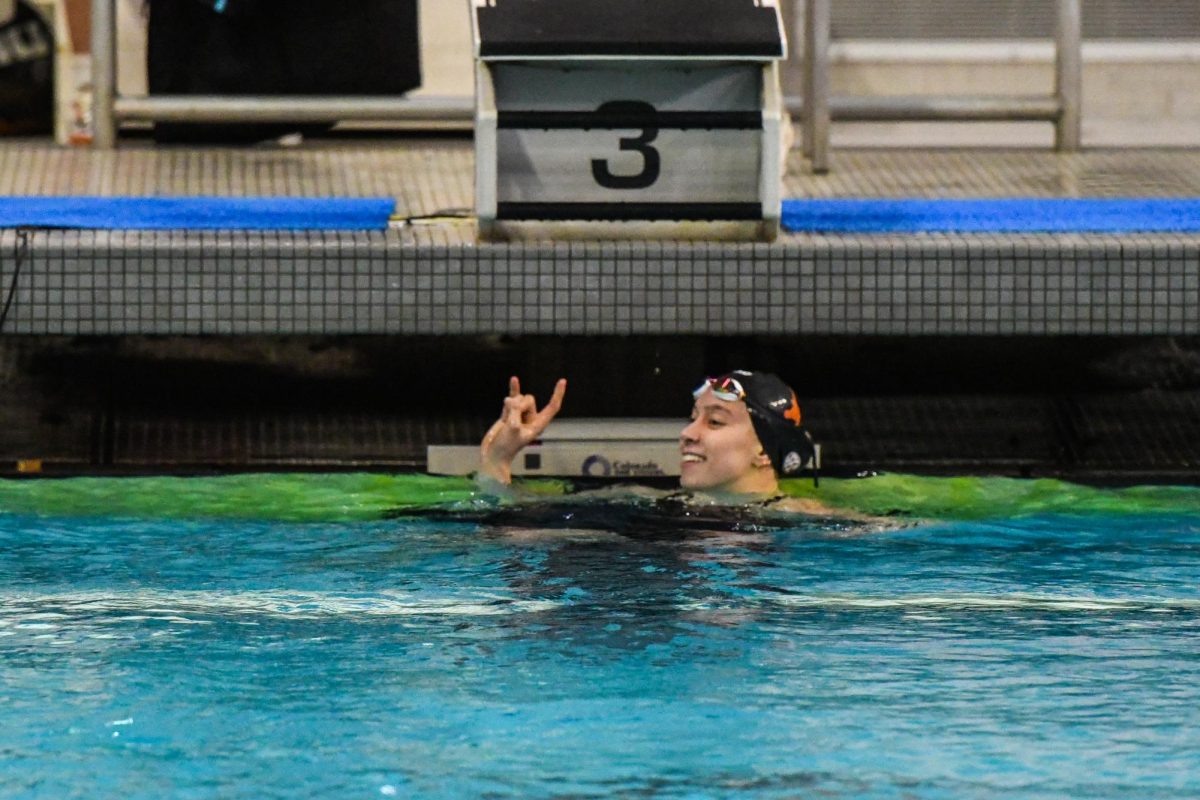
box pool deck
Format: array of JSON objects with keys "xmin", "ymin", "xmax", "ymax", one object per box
[{"xmin": 0, "ymin": 138, "xmax": 1198, "ymax": 337}]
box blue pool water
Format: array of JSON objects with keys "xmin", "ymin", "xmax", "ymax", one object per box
[{"xmin": 3, "ymin": 503, "xmax": 1200, "ymax": 798}]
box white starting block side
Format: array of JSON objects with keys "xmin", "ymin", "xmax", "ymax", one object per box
[
  {"xmin": 471, "ymin": 0, "xmax": 787, "ymax": 242},
  {"xmin": 429, "ymin": 442, "xmax": 683, "ymax": 479},
  {"xmin": 430, "ymin": 417, "xmax": 684, "ymax": 477},
  {"xmin": 537, "ymin": 418, "xmax": 685, "ymax": 442},
  {"xmin": 427, "ymin": 417, "xmax": 820, "ymax": 479}
]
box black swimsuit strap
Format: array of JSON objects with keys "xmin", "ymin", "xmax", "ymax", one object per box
[{"xmin": 659, "ymin": 490, "xmax": 785, "ymax": 509}]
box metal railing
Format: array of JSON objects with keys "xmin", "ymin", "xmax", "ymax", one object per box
[
  {"xmin": 92, "ymin": 0, "xmax": 1082, "ymax": 166},
  {"xmin": 797, "ymin": 0, "xmax": 1082, "ymax": 172}
]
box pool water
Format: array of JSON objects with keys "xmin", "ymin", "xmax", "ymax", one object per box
[{"xmin": 2, "ymin": 475, "xmax": 1200, "ymax": 798}]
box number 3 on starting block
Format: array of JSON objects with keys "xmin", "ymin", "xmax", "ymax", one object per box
[{"xmin": 472, "ymin": 0, "xmax": 787, "ymax": 239}]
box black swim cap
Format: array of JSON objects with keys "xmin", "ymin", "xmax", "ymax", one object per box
[{"xmin": 701, "ymin": 370, "xmax": 816, "ymax": 477}]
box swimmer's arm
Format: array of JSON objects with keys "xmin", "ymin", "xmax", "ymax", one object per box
[
  {"xmin": 472, "ymin": 470, "xmax": 518, "ymax": 500},
  {"xmin": 477, "ymin": 376, "xmax": 567, "ymax": 489}
]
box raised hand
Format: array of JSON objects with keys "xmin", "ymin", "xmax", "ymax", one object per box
[{"xmin": 478, "ymin": 376, "xmax": 567, "ymax": 484}]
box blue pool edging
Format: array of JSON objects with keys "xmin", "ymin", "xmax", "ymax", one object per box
[
  {"xmin": 782, "ymin": 197, "xmax": 1200, "ymax": 234},
  {"xmin": 0, "ymin": 196, "xmax": 396, "ymax": 231},
  {"xmin": 6, "ymin": 196, "xmax": 1199, "ymax": 234}
]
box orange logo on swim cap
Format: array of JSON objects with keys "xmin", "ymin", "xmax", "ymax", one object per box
[{"xmin": 784, "ymin": 391, "xmax": 802, "ymax": 426}]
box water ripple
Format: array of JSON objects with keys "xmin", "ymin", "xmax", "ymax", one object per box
[{"xmin": 0, "ymin": 589, "xmax": 561, "ymax": 622}]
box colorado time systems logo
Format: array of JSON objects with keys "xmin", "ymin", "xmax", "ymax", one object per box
[
  {"xmin": 581, "ymin": 455, "xmax": 665, "ymax": 478},
  {"xmin": 581, "ymin": 455, "xmax": 612, "ymax": 477}
]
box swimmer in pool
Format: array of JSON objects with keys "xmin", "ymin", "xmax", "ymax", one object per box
[{"xmin": 479, "ymin": 370, "xmax": 844, "ymax": 516}]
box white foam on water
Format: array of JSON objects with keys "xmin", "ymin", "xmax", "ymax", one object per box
[
  {"xmin": 0, "ymin": 588, "xmax": 562, "ymax": 623},
  {"xmin": 670, "ymin": 592, "xmax": 1200, "ymax": 615},
  {"xmin": 745, "ymin": 593, "xmax": 1200, "ymax": 613},
  {"xmin": 4, "ymin": 590, "xmax": 1194, "ymax": 633}
]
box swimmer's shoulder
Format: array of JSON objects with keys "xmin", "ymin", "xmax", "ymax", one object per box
[
  {"xmin": 767, "ymin": 495, "xmax": 913, "ymax": 530},
  {"xmin": 766, "ymin": 495, "xmax": 838, "ymax": 516}
]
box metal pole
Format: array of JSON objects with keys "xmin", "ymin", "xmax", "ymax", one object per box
[
  {"xmin": 91, "ymin": 0, "xmax": 117, "ymax": 148},
  {"xmin": 781, "ymin": 0, "xmax": 804, "ymax": 105},
  {"xmin": 1055, "ymin": 0, "xmax": 1083, "ymax": 150},
  {"xmin": 801, "ymin": 0, "xmax": 813, "ymax": 159},
  {"xmin": 805, "ymin": 0, "xmax": 831, "ymax": 173},
  {"xmin": 833, "ymin": 95, "xmax": 1061, "ymax": 121},
  {"xmin": 113, "ymin": 95, "xmax": 476, "ymax": 123}
]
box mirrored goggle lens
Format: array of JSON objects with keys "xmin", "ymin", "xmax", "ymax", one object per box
[{"xmin": 693, "ymin": 376, "xmax": 745, "ymax": 402}]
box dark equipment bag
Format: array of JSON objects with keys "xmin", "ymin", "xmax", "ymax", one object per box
[
  {"xmin": 147, "ymin": 0, "xmax": 421, "ymax": 142},
  {"xmin": 0, "ymin": 0, "xmax": 53, "ymax": 135}
]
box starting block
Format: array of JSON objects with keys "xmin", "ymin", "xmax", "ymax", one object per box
[
  {"xmin": 471, "ymin": 0, "xmax": 788, "ymax": 241},
  {"xmin": 427, "ymin": 418, "xmax": 821, "ymax": 479}
]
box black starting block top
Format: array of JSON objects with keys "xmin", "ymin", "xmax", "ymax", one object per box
[{"xmin": 475, "ymin": 0, "xmax": 785, "ymax": 59}]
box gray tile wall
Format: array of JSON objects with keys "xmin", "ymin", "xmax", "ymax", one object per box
[{"xmin": 2, "ymin": 230, "xmax": 1197, "ymax": 337}]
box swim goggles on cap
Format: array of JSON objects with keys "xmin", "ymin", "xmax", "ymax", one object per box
[{"xmin": 693, "ymin": 375, "xmax": 746, "ymax": 402}]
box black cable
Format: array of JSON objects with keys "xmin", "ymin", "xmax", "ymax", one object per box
[
  {"xmin": 0, "ymin": 228, "xmax": 31, "ymax": 334},
  {"xmin": 391, "ymin": 208, "xmax": 475, "ymax": 226}
]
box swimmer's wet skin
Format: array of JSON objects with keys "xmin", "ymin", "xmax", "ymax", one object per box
[{"xmin": 478, "ymin": 370, "xmax": 869, "ymax": 522}]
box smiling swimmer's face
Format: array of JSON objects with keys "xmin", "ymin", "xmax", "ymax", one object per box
[{"xmin": 679, "ymin": 387, "xmax": 777, "ymax": 495}]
